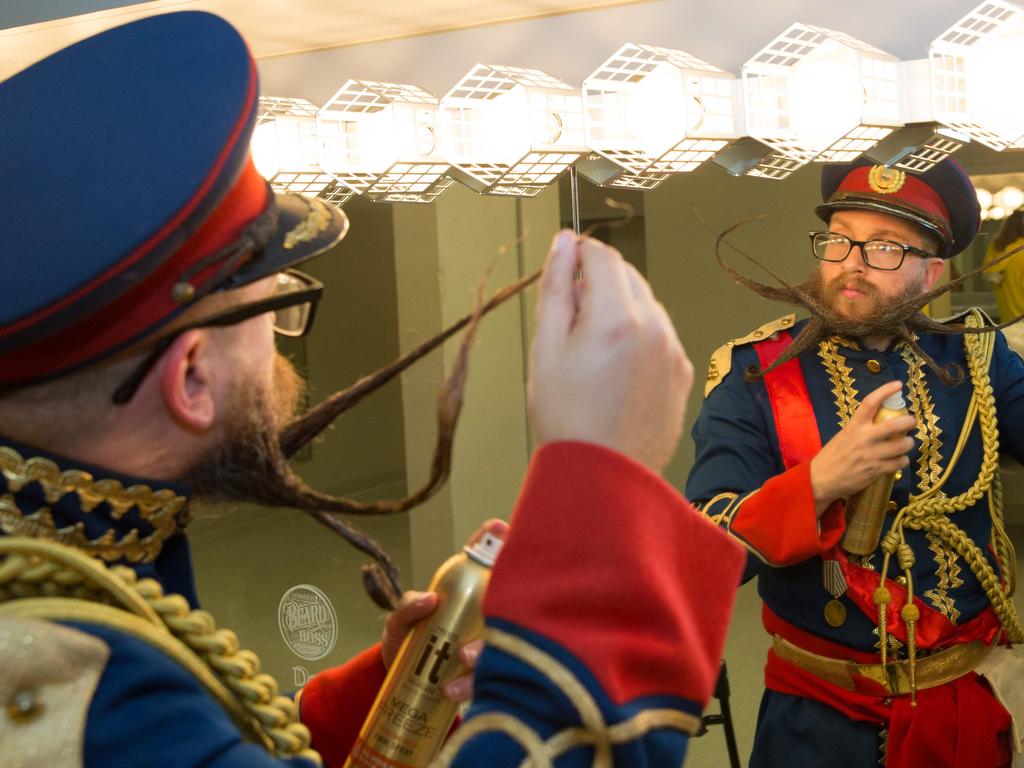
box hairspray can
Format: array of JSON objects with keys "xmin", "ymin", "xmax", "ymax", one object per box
[
  {"xmin": 344, "ymin": 532, "xmax": 503, "ymax": 768},
  {"xmin": 841, "ymin": 390, "xmax": 910, "ymax": 555}
]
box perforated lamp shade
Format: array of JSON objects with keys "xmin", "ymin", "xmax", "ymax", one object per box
[
  {"xmin": 317, "ymin": 80, "xmax": 454, "ymax": 204},
  {"xmin": 930, "ymin": 0, "xmax": 1024, "ymax": 151},
  {"xmin": 740, "ymin": 23, "xmax": 902, "ymax": 178},
  {"xmin": 581, "ymin": 43, "xmax": 738, "ymax": 189},
  {"xmin": 439, "ymin": 64, "xmax": 586, "ymax": 197}
]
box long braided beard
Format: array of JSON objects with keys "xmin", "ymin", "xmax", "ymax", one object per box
[
  {"xmin": 180, "ymin": 269, "xmax": 540, "ymax": 609},
  {"xmin": 713, "ymin": 218, "xmax": 1024, "ymax": 386}
]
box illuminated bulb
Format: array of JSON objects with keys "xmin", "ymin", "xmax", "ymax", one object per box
[
  {"xmin": 253, "ymin": 97, "xmax": 333, "ymax": 196},
  {"xmin": 251, "ymin": 121, "xmax": 281, "ymax": 180},
  {"xmin": 976, "ymin": 188, "xmax": 994, "ymax": 210},
  {"xmin": 317, "ymin": 81, "xmax": 452, "ymax": 203},
  {"xmin": 995, "ymin": 185, "xmax": 1024, "ymax": 211},
  {"xmin": 789, "ymin": 45, "xmax": 863, "ymax": 153}
]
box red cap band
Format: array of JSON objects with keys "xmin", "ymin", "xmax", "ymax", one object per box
[
  {"xmin": 830, "ymin": 165, "xmax": 952, "ymax": 241},
  {"xmin": 0, "ymin": 159, "xmax": 270, "ymax": 385}
]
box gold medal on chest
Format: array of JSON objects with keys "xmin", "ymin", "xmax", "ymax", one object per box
[{"xmin": 824, "ymin": 599, "xmax": 848, "ymax": 627}]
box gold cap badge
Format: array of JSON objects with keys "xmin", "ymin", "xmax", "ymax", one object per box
[{"xmin": 867, "ymin": 165, "xmax": 906, "ymax": 195}]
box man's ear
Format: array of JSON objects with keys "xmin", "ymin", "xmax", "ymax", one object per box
[
  {"xmin": 159, "ymin": 330, "xmax": 217, "ymax": 432},
  {"xmin": 923, "ymin": 258, "xmax": 947, "ymax": 292}
]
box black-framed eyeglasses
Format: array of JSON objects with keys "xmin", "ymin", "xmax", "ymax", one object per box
[
  {"xmin": 809, "ymin": 231, "xmax": 935, "ymax": 271},
  {"xmin": 111, "ymin": 269, "xmax": 323, "ymax": 405}
]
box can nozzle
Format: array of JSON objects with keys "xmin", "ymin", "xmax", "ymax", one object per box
[
  {"xmin": 881, "ymin": 391, "xmax": 907, "ymax": 411},
  {"xmin": 465, "ymin": 533, "xmax": 504, "ymax": 567}
]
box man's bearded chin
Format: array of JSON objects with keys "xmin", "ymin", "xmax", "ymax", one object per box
[
  {"xmin": 807, "ymin": 270, "xmax": 926, "ymax": 340},
  {"xmin": 179, "ymin": 354, "xmax": 405, "ymax": 609}
]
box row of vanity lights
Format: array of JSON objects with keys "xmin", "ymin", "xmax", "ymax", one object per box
[{"xmin": 252, "ymin": 1, "xmax": 1024, "ymax": 205}]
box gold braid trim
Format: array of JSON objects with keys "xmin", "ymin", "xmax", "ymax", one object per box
[
  {"xmin": 0, "ymin": 446, "xmax": 185, "ymax": 564},
  {"xmin": 435, "ymin": 627, "xmax": 701, "ymax": 768},
  {"xmin": 876, "ymin": 310, "xmax": 1024, "ymax": 702},
  {"xmin": 923, "ymin": 531, "xmax": 963, "ymax": 623},
  {"xmin": 0, "ymin": 537, "xmax": 321, "ymax": 765},
  {"xmin": 899, "ymin": 342, "xmax": 944, "ymax": 492},
  {"xmin": 817, "ymin": 337, "xmax": 859, "ymax": 426}
]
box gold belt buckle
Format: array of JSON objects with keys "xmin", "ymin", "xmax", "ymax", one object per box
[
  {"xmin": 884, "ymin": 661, "xmax": 911, "ymax": 694},
  {"xmin": 849, "ymin": 659, "xmax": 910, "ymax": 694}
]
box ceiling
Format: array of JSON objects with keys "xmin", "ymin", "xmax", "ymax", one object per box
[{"xmin": 0, "ymin": 0, "xmax": 641, "ymax": 81}]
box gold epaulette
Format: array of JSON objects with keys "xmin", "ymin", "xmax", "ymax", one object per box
[
  {"xmin": 705, "ymin": 313, "xmax": 797, "ymax": 397},
  {"xmin": 0, "ymin": 537, "xmax": 321, "ymax": 765},
  {"xmin": 0, "ymin": 615, "xmax": 108, "ymax": 765},
  {"xmin": 937, "ymin": 306, "xmax": 997, "ymax": 328}
]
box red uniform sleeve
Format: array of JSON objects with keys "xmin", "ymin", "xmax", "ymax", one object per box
[
  {"xmin": 728, "ymin": 461, "xmax": 845, "ymax": 566},
  {"xmin": 485, "ymin": 440, "xmax": 746, "ymax": 707},
  {"xmin": 298, "ymin": 643, "xmax": 386, "ymax": 768}
]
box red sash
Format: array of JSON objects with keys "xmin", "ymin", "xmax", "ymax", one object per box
[{"xmin": 754, "ymin": 331, "xmax": 820, "ymax": 467}]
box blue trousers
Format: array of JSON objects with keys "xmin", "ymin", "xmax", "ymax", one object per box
[{"xmin": 750, "ymin": 690, "xmax": 882, "ymax": 768}]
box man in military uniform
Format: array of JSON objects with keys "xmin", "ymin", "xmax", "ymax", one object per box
[
  {"xmin": 687, "ymin": 157, "xmax": 1024, "ymax": 767},
  {"xmin": 0, "ymin": 11, "xmax": 744, "ymax": 767}
]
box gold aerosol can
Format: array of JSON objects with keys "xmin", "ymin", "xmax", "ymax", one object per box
[
  {"xmin": 344, "ymin": 532, "xmax": 504, "ymax": 768},
  {"xmin": 841, "ymin": 390, "xmax": 910, "ymax": 555}
]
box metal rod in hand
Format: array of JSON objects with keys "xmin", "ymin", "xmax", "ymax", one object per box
[
  {"xmin": 569, "ymin": 166, "xmax": 582, "ymax": 279},
  {"xmin": 569, "ymin": 165, "xmax": 581, "ymax": 235}
]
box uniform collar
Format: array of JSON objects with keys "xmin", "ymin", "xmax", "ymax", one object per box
[{"xmin": 0, "ymin": 436, "xmax": 201, "ymax": 606}]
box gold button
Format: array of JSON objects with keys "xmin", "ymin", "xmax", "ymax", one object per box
[
  {"xmin": 7, "ymin": 689, "xmax": 42, "ymax": 723},
  {"xmin": 894, "ymin": 470, "xmax": 903, "ymax": 481},
  {"xmin": 172, "ymin": 282, "xmax": 196, "ymax": 304},
  {"xmin": 866, "ymin": 359, "xmax": 882, "ymax": 374},
  {"xmin": 753, "ymin": 330, "xmax": 764, "ymax": 339},
  {"xmin": 896, "ymin": 576, "xmax": 907, "ymax": 586},
  {"xmin": 707, "ymin": 371, "xmax": 719, "ymax": 381}
]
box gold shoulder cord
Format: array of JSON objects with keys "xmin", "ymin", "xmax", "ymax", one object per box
[
  {"xmin": 871, "ymin": 310, "xmax": 1023, "ymax": 706},
  {"xmin": 434, "ymin": 628, "xmax": 701, "ymax": 767},
  {"xmin": 0, "ymin": 537, "xmax": 321, "ymax": 765}
]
